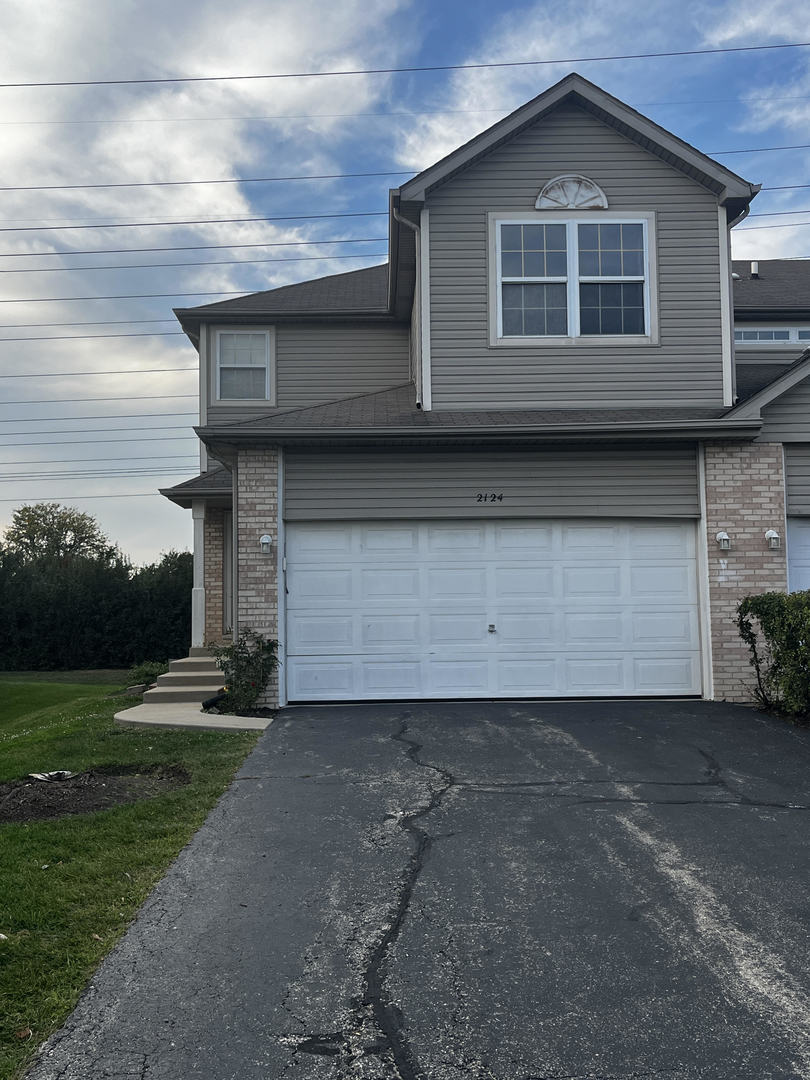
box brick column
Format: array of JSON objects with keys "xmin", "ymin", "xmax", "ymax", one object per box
[
  {"xmin": 703, "ymin": 442, "xmax": 787, "ymax": 702},
  {"xmin": 204, "ymin": 506, "xmax": 226, "ymax": 642},
  {"xmin": 236, "ymin": 448, "xmax": 279, "ymax": 707}
]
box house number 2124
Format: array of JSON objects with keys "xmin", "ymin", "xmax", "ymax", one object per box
[{"xmin": 476, "ymin": 493, "xmax": 504, "ymax": 502}]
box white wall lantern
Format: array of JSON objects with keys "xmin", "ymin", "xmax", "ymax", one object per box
[
  {"xmin": 715, "ymin": 531, "xmax": 731, "ymax": 550},
  {"xmin": 259, "ymin": 534, "xmax": 273, "ymax": 554},
  {"xmin": 765, "ymin": 529, "xmax": 781, "ymax": 550}
]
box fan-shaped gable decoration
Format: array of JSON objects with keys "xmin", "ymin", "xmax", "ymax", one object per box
[{"xmin": 535, "ymin": 175, "xmax": 608, "ymax": 210}]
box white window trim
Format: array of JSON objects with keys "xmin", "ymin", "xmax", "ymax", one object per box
[
  {"xmin": 487, "ymin": 210, "xmax": 658, "ymax": 347},
  {"xmin": 212, "ymin": 326, "xmax": 276, "ymax": 404},
  {"xmin": 734, "ymin": 325, "xmax": 810, "ymax": 346}
]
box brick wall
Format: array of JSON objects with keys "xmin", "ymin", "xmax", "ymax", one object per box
[
  {"xmin": 204, "ymin": 506, "xmax": 226, "ymax": 642},
  {"xmin": 236, "ymin": 448, "xmax": 280, "ymax": 707},
  {"xmin": 703, "ymin": 442, "xmax": 787, "ymax": 702}
]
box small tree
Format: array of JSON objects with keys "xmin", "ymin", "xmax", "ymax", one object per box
[{"xmin": 737, "ymin": 591, "xmax": 810, "ymax": 716}]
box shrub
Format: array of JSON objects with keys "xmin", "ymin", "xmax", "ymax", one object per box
[
  {"xmin": 737, "ymin": 591, "xmax": 810, "ymax": 716},
  {"xmin": 207, "ymin": 629, "xmax": 278, "ymax": 712},
  {"xmin": 126, "ymin": 659, "xmax": 170, "ymax": 687}
]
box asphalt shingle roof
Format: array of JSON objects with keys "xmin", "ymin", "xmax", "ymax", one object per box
[
  {"xmin": 176, "ymin": 263, "xmax": 389, "ymax": 318},
  {"xmin": 160, "ymin": 466, "xmax": 231, "ymax": 497},
  {"xmin": 732, "ymin": 259, "xmax": 810, "ymax": 312},
  {"xmin": 201, "ymin": 384, "xmax": 728, "ymax": 436}
]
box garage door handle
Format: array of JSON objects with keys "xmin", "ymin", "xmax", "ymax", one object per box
[{"xmin": 488, "ymin": 624, "xmax": 496, "ymax": 633}]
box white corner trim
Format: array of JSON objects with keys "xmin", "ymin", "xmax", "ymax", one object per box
[
  {"xmin": 199, "ymin": 325, "xmax": 208, "ymax": 471},
  {"xmin": 419, "ymin": 207, "xmax": 432, "ymax": 411},
  {"xmin": 696, "ymin": 445, "xmax": 714, "ymax": 701},
  {"xmin": 717, "ymin": 207, "xmax": 734, "ymax": 407},
  {"xmin": 277, "ymin": 451, "xmax": 287, "ymax": 708}
]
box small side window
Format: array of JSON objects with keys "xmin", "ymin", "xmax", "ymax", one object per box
[{"xmin": 216, "ymin": 331, "xmax": 272, "ymax": 400}]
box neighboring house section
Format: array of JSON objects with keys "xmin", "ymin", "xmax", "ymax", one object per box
[{"xmin": 161, "ymin": 72, "xmax": 809, "ymax": 708}]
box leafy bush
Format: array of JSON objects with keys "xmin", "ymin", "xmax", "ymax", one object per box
[
  {"xmin": 207, "ymin": 629, "xmax": 278, "ymax": 712},
  {"xmin": 126, "ymin": 659, "xmax": 170, "ymax": 687},
  {"xmin": 737, "ymin": 591, "xmax": 810, "ymax": 716}
]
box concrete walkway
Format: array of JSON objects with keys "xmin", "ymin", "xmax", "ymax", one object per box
[{"xmin": 114, "ymin": 701, "xmax": 271, "ymax": 731}]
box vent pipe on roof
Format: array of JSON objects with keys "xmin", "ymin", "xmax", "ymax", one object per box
[{"xmin": 750, "ymin": 261, "xmax": 759, "ymax": 278}]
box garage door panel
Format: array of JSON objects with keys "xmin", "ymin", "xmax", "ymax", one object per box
[
  {"xmin": 634, "ymin": 657, "xmax": 699, "ymax": 692},
  {"xmin": 563, "ymin": 566, "xmax": 622, "ymax": 597},
  {"xmin": 427, "ymin": 567, "xmax": 487, "ymax": 598},
  {"xmin": 630, "ymin": 564, "xmax": 694, "ymax": 599},
  {"xmin": 285, "ymin": 520, "xmax": 701, "ymax": 700},
  {"xmin": 429, "ymin": 613, "xmax": 488, "ymax": 645}
]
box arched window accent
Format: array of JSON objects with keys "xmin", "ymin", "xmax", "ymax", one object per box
[{"xmin": 535, "ymin": 175, "xmax": 608, "ymax": 210}]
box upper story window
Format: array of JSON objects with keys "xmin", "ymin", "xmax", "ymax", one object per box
[
  {"xmin": 734, "ymin": 327, "xmax": 810, "ymax": 345},
  {"xmin": 215, "ymin": 329, "xmax": 274, "ymax": 401},
  {"xmin": 494, "ymin": 215, "xmax": 651, "ymax": 342}
]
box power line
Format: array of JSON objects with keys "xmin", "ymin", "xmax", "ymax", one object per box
[
  {"xmin": 0, "ymin": 366, "xmax": 196, "ymax": 378},
  {"xmin": 0, "ymin": 411, "xmax": 196, "ymax": 424},
  {"xmin": 0, "ymin": 251, "xmax": 388, "ymax": 274},
  {"xmin": 0, "ymin": 290, "xmax": 249, "ymax": 304},
  {"xmin": 0, "ymin": 319, "xmax": 176, "ymax": 326},
  {"xmin": 0, "ymin": 493, "xmax": 168, "ymax": 501},
  {"xmin": 8, "ymin": 144, "xmax": 810, "ymax": 195},
  {"xmin": 0, "ymin": 425, "xmax": 191, "ymax": 436},
  {"xmin": 0, "ymin": 237, "xmax": 388, "ymax": 259},
  {"xmin": 0, "ymin": 453, "xmax": 199, "ymax": 465},
  {"xmin": 1, "ymin": 468, "xmax": 196, "ymax": 481},
  {"xmin": 1, "ymin": 394, "xmax": 197, "ymax": 406},
  {"xmin": 3, "ymin": 40, "xmax": 810, "ymax": 89},
  {"xmin": 5, "ymin": 93, "xmax": 810, "ymax": 127},
  {"xmin": 0, "ymin": 211, "xmax": 388, "ymax": 233},
  {"xmin": 0, "ymin": 436, "xmax": 196, "ymax": 447},
  {"xmin": 0, "ymin": 170, "xmax": 408, "ymax": 193},
  {"xmin": 0, "ymin": 332, "xmax": 186, "ymax": 341}
]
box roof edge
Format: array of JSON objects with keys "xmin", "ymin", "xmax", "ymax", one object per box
[{"xmin": 726, "ymin": 350, "xmax": 810, "ymax": 419}]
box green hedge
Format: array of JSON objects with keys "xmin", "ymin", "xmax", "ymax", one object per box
[{"xmin": 737, "ymin": 591, "xmax": 810, "ymax": 716}]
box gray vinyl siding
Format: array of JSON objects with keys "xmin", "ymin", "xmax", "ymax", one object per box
[
  {"xmin": 283, "ymin": 448, "xmax": 699, "ymax": 520},
  {"xmin": 425, "ymin": 102, "xmax": 725, "ymax": 410},
  {"xmin": 205, "ymin": 321, "xmax": 410, "ymax": 423},
  {"xmin": 759, "ymin": 377, "xmax": 810, "ymax": 441},
  {"xmin": 785, "ymin": 445, "xmax": 810, "ymax": 515},
  {"xmin": 735, "ymin": 346, "xmax": 803, "ymax": 366}
]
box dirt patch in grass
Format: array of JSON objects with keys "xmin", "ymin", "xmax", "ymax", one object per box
[{"xmin": 0, "ymin": 764, "xmax": 190, "ymax": 824}]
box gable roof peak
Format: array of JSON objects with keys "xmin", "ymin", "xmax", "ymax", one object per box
[{"xmin": 398, "ymin": 71, "xmax": 757, "ymax": 207}]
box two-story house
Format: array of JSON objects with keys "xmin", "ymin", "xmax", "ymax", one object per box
[{"xmin": 161, "ymin": 73, "xmax": 810, "ymax": 708}]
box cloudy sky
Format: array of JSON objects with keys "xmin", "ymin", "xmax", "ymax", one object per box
[{"xmin": 1, "ymin": 0, "xmax": 809, "ymax": 564}]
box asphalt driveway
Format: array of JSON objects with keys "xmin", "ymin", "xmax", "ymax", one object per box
[{"xmin": 27, "ymin": 700, "xmax": 810, "ymax": 1080}]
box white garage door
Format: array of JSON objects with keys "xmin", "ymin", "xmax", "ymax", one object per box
[
  {"xmin": 285, "ymin": 520, "xmax": 701, "ymax": 701},
  {"xmin": 788, "ymin": 518, "xmax": 810, "ymax": 591}
]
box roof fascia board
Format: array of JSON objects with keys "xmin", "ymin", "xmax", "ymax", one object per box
[
  {"xmin": 725, "ymin": 352, "xmax": 810, "ymax": 418},
  {"xmin": 196, "ymin": 418, "xmax": 761, "ymax": 447},
  {"xmin": 398, "ymin": 74, "xmax": 755, "ymax": 205},
  {"xmin": 175, "ymin": 309, "xmax": 399, "ymax": 332}
]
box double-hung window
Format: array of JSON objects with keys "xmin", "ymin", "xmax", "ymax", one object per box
[
  {"xmin": 494, "ymin": 216, "xmax": 651, "ymax": 341},
  {"xmin": 215, "ymin": 329, "xmax": 274, "ymax": 401}
]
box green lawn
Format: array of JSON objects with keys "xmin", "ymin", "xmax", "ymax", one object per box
[{"xmin": 0, "ymin": 678, "xmax": 259, "ymax": 1080}]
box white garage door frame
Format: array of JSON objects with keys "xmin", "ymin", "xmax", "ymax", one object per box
[{"xmin": 283, "ymin": 517, "xmax": 703, "ymax": 703}]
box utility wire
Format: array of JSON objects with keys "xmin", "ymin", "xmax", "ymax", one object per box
[
  {"xmin": 0, "ymin": 436, "xmax": 196, "ymax": 447},
  {"xmin": 0, "ymin": 332, "xmax": 186, "ymax": 341},
  {"xmin": 0, "ymin": 170, "xmax": 408, "ymax": 193},
  {"xmin": 0, "ymin": 366, "xmax": 197, "ymax": 378},
  {"xmin": 0, "ymin": 290, "xmax": 249, "ymax": 304},
  {"xmin": 2, "ymin": 40, "xmax": 809, "ymax": 88},
  {"xmin": 1, "ymin": 394, "xmax": 197, "ymax": 406},
  {"xmin": 0, "ymin": 425, "xmax": 191, "ymax": 436},
  {"xmin": 0, "ymin": 493, "xmax": 166, "ymax": 500},
  {"xmin": 0, "ymin": 211, "xmax": 388, "ymax": 233},
  {"xmin": 7, "ymin": 144, "xmax": 810, "ymax": 194},
  {"xmin": 0, "ymin": 251, "xmax": 388, "ymax": 274},
  {"xmin": 0, "ymin": 453, "xmax": 199, "ymax": 465},
  {"xmin": 0, "ymin": 411, "xmax": 197, "ymax": 424},
  {"xmin": 0, "ymin": 236, "xmax": 389, "ymax": 258},
  {"xmin": 0, "ymin": 95, "xmax": 809, "ymax": 127}
]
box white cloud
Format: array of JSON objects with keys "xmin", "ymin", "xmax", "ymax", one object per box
[{"xmin": 0, "ymin": 0, "xmax": 414, "ymax": 561}]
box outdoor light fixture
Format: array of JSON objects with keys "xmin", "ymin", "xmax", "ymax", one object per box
[
  {"xmin": 715, "ymin": 531, "xmax": 731, "ymax": 550},
  {"xmin": 259, "ymin": 534, "xmax": 273, "ymax": 554},
  {"xmin": 765, "ymin": 529, "xmax": 781, "ymax": 550}
]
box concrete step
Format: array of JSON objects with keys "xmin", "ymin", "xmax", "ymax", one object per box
[
  {"xmin": 156, "ymin": 671, "xmax": 224, "ymax": 689},
  {"xmin": 168, "ymin": 656, "xmax": 221, "ymax": 675},
  {"xmin": 143, "ymin": 686, "xmax": 225, "ymax": 705}
]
